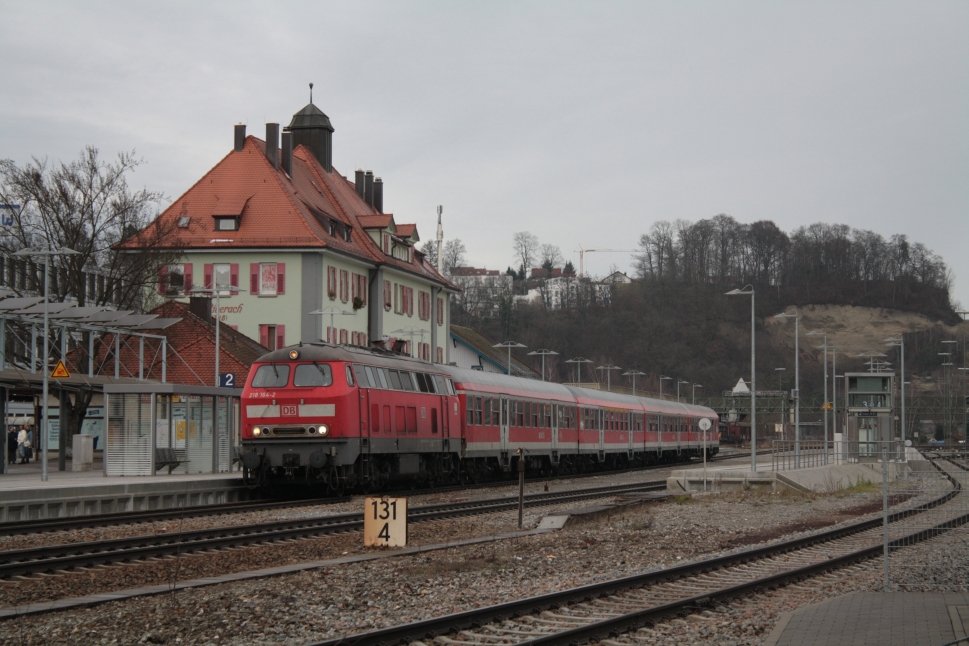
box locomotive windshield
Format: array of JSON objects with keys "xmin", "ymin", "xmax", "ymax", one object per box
[
  {"xmin": 294, "ymin": 363, "xmax": 333, "ymax": 387},
  {"xmin": 251, "ymin": 364, "xmax": 290, "ymax": 388}
]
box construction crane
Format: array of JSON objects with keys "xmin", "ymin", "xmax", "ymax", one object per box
[{"xmin": 576, "ymin": 246, "xmax": 637, "ymax": 277}]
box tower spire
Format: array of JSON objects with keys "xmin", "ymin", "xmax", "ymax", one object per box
[{"xmin": 309, "ymin": 82, "xmax": 314, "ymax": 104}]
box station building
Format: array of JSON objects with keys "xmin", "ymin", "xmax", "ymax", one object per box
[{"xmin": 120, "ymin": 99, "xmax": 457, "ymax": 364}]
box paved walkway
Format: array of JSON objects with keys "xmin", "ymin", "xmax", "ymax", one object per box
[{"xmin": 767, "ymin": 591, "xmax": 969, "ymax": 645}]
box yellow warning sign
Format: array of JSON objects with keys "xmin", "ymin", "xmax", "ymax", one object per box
[{"xmin": 51, "ymin": 361, "xmax": 70, "ymax": 379}]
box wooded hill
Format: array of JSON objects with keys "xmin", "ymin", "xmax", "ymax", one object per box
[{"xmin": 458, "ymin": 218, "xmax": 962, "ymax": 403}]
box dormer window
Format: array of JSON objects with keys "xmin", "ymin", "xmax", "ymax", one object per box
[
  {"xmin": 215, "ymin": 217, "xmax": 239, "ymax": 231},
  {"xmin": 343, "ymin": 227, "xmax": 352, "ymax": 242},
  {"xmin": 328, "ymin": 220, "xmax": 336, "ymax": 236},
  {"xmin": 178, "ymin": 215, "xmax": 191, "ymax": 228}
]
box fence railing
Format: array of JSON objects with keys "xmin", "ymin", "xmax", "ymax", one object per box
[{"xmin": 770, "ymin": 439, "xmax": 906, "ymax": 471}]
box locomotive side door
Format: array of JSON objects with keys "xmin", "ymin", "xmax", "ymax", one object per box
[
  {"xmin": 597, "ymin": 408, "xmax": 605, "ymax": 457},
  {"xmin": 500, "ymin": 397, "xmax": 509, "ymax": 453},
  {"xmin": 551, "ymin": 403, "xmax": 559, "ymax": 457},
  {"xmin": 357, "ymin": 384, "xmax": 371, "ymax": 445},
  {"xmin": 627, "ymin": 411, "xmax": 634, "ymax": 457}
]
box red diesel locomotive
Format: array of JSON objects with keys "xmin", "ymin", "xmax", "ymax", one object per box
[{"xmin": 238, "ymin": 342, "xmax": 719, "ymax": 491}]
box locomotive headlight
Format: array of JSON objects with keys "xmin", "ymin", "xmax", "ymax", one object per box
[
  {"xmin": 316, "ymin": 425, "xmax": 329, "ymax": 436},
  {"xmin": 252, "ymin": 427, "xmax": 263, "ymax": 436}
]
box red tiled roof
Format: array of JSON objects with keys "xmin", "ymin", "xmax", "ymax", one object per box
[
  {"xmin": 120, "ymin": 132, "xmax": 454, "ymax": 289},
  {"xmin": 358, "ymin": 214, "xmax": 394, "ymax": 229},
  {"xmin": 395, "ymin": 223, "xmax": 418, "ymax": 241},
  {"xmin": 92, "ymin": 300, "xmax": 268, "ymax": 386}
]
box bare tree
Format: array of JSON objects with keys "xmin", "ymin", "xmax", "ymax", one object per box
[
  {"xmin": 420, "ymin": 238, "xmax": 466, "ymax": 275},
  {"xmin": 513, "ymin": 231, "xmax": 539, "ymax": 275},
  {"xmin": 540, "ymin": 243, "xmax": 563, "ymax": 271},
  {"xmin": 0, "ymin": 146, "xmax": 179, "ymax": 468}
]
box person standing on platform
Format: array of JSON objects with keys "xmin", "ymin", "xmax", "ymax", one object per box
[
  {"xmin": 16, "ymin": 427, "xmax": 28, "ymax": 464},
  {"xmin": 6, "ymin": 428, "xmax": 16, "ymax": 464}
]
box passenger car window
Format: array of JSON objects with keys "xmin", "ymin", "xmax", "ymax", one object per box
[
  {"xmin": 294, "ymin": 363, "xmax": 333, "ymax": 387},
  {"xmin": 252, "ymin": 364, "xmax": 290, "ymax": 388}
]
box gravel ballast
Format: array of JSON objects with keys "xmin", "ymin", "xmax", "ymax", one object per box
[{"xmin": 0, "ymin": 471, "xmax": 964, "ymax": 645}]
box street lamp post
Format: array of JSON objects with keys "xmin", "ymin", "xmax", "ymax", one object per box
[
  {"xmin": 676, "ymin": 379, "xmax": 690, "ymax": 402},
  {"xmin": 622, "ymin": 370, "xmax": 646, "ymax": 396},
  {"xmin": 527, "ymin": 349, "xmax": 559, "ymax": 381},
  {"xmin": 659, "ymin": 375, "xmax": 672, "ymax": 400},
  {"xmin": 775, "ymin": 367, "xmax": 787, "ymax": 440},
  {"xmin": 692, "ymin": 384, "xmax": 703, "ymax": 404},
  {"xmin": 197, "ymin": 287, "xmax": 249, "ymax": 386},
  {"xmin": 14, "ymin": 246, "xmax": 80, "ymax": 482},
  {"xmin": 829, "ymin": 347, "xmax": 838, "ymax": 448},
  {"xmin": 807, "ymin": 330, "xmax": 829, "ymax": 463},
  {"xmin": 566, "ymin": 357, "xmax": 592, "ymax": 383},
  {"xmin": 596, "ymin": 365, "xmax": 621, "ymax": 391},
  {"xmin": 885, "ymin": 336, "xmax": 906, "ymax": 448},
  {"xmin": 775, "ymin": 311, "xmax": 800, "ymax": 467},
  {"xmin": 493, "ymin": 341, "xmax": 526, "ymax": 376},
  {"xmin": 726, "ymin": 286, "xmax": 756, "ymax": 472}
]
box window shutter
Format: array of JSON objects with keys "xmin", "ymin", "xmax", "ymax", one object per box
[
  {"xmin": 183, "ymin": 264, "xmax": 193, "ymax": 292},
  {"xmin": 327, "ymin": 267, "xmax": 337, "ymax": 299},
  {"xmin": 250, "ymin": 264, "xmax": 259, "ymax": 295},
  {"xmin": 203, "ymin": 264, "xmax": 213, "ymax": 290},
  {"xmin": 339, "ymin": 270, "xmax": 349, "ymax": 303},
  {"xmin": 277, "ymin": 263, "xmax": 285, "ymax": 294},
  {"xmin": 230, "ymin": 263, "xmax": 239, "ymax": 292},
  {"xmin": 275, "ymin": 325, "xmax": 285, "ymax": 349},
  {"xmin": 437, "ymin": 297, "xmax": 444, "ymax": 325},
  {"xmin": 259, "ymin": 324, "xmax": 269, "ymax": 348}
]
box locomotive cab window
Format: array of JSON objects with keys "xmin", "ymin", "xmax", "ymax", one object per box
[
  {"xmin": 252, "ymin": 364, "xmax": 290, "ymax": 388},
  {"xmin": 415, "ymin": 372, "xmax": 435, "ymax": 393},
  {"xmin": 294, "ymin": 363, "xmax": 332, "ymax": 387}
]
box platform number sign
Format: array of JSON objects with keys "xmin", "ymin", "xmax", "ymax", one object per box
[
  {"xmin": 219, "ymin": 373, "xmax": 235, "ymax": 387},
  {"xmin": 364, "ymin": 497, "xmax": 407, "ymax": 547}
]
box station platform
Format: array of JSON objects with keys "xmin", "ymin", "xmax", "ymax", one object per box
[
  {"xmin": 766, "ymin": 591, "xmax": 969, "ymax": 645},
  {"xmin": 0, "ymin": 454, "xmax": 248, "ymax": 521}
]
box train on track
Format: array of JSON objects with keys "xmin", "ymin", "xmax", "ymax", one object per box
[{"xmin": 238, "ymin": 342, "xmax": 719, "ymax": 492}]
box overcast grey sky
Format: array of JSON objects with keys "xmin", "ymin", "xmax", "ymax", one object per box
[{"xmin": 2, "ymin": 1, "xmax": 967, "ymax": 308}]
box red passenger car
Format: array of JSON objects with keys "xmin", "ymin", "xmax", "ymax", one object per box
[{"xmin": 239, "ymin": 342, "xmax": 719, "ymax": 492}]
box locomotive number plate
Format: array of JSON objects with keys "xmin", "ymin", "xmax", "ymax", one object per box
[{"xmin": 280, "ymin": 404, "xmax": 297, "ymax": 416}]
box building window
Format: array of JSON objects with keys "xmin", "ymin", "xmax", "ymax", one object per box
[
  {"xmin": 352, "ymin": 273, "xmax": 367, "ymax": 307},
  {"xmin": 158, "ymin": 263, "xmax": 193, "ymax": 296},
  {"xmin": 327, "ymin": 266, "xmax": 337, "ymax": 300},
  {"xmin": 214, "ymin": 217, "xmax": 238, "ymax": 231},
  {"xmin": 383, "ymin": 281, "xmax": 392, "ymax": 311},
  {"xmin": 339, "ymin": 269, "xmax": 349, "ymax": 303},
  {"xmin": 205, "ymin": 263, "xmax": 238, "ymax": 294},
  {"xmin": 250, "ymin": 263, "xmax": 285, "ymax": 296},
  {"xmin": 259, "ymin": 324, "xmax": 285, "ymax": 351},
  {"xmin": 418, "ymin": 291, "xmax": 430, "ymax": 321}
]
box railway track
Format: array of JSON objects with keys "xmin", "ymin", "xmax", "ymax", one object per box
[
  {"xmin": 0, "ymin": 496, "xmax": 343, "ymax": 536},
  {"xmin": 312, "ymin": 460, "xmax": 967, "ymax": 645},
  {"xmin": 0, "ymin": 452, "xmax": 750, "ymax": 536},
  {"xmin": 0, "ymin": 481, "xmax": 666, "ymax": 579}
]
